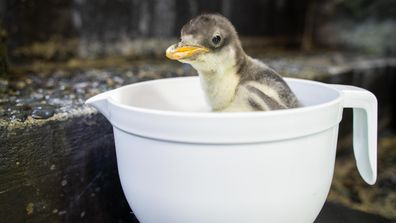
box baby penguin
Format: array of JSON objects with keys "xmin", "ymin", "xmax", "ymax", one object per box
[{"xmin": 166, "ymin": 14, "xmax": 299, "ymax": 112}]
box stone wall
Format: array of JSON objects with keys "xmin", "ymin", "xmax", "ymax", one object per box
[{"xmin": 0, "ymin": 114, "xmax": 134, "ymax": 223}]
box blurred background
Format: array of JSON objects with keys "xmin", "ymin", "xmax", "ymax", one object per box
[
  {"xmin": 0, "ymin": 0, "xmax": 395, "ymax": 222},
  {"xmin": 1, "ymin": 0, "xmax": 396, "ymax": 61}
]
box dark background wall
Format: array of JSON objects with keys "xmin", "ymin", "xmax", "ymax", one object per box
[
  {"xmin": 1, "ymin": 0, "xmax": 395, "ymax": 62},
  {"xmin": 0, "ymin": 0, "xmax": 306, "ymax": 61},
  {"xmin": 2, "ymin": 0, "xmax": 307, "ymax": 42}
]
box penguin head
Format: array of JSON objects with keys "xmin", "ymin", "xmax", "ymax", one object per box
[{"xmin": 166, "ymin": 14, "xmax": 243, "ymax": 73}]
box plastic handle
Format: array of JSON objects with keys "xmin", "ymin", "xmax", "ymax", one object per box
[{"xmin": 330, "ymin": 84, "xmax": 378, "ymax": 185}]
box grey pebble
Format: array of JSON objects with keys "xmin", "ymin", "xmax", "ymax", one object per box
[{"xmin": 31, "ymin": 105, "xmax": 55, "ymax": 119}]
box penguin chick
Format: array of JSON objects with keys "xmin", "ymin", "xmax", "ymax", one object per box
[{"xmin": 166, "ymin": 14, "xmax": 300, "ymax": 112}]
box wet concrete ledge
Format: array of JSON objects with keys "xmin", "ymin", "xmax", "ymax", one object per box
[{"xmin": 1, "ymin": 52, "xmax": 396, "ymax": 222}]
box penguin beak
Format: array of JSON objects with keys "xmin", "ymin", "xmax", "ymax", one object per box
[{"xmin": 166, "ymin": 43, "xmax": 209, "ymax": 60}]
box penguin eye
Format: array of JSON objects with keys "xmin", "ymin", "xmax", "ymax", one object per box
[{"xmin": 211, "ymin": 35, "xmax": 222, "ymax": 46}]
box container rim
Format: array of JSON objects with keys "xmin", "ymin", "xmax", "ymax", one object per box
[
  {"xmin": 107, "ymin": 76, "xmax": 342, "ymax": 118},
  {"xmin": 105, "ymin": 77, "xmax": 344, "ymax": 143}
]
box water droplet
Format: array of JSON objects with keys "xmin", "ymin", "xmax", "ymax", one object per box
[
  {"xmin": 61, "ymin": 179, "xmax": 67, "ymax": 186},
  {"xmin": 15, "ymin": 97, "xmax": 34, "ymax": 106}
]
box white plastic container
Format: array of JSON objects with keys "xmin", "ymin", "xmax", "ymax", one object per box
[{"xmin": 86, "ymin": 77, "xmax": 377, "ymax": 223}]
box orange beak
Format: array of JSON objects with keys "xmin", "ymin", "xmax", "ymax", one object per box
[{"xmin": 166, "ymin": 44, "xmax": 209, "ymax": 60}]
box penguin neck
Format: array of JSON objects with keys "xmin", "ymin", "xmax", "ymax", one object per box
[
  {"xmin": 198, "ymin": 70, "xmax": 240, "ymax": 111},
  {"xmin": 194, "ymin": 47, "xmax": 247, "ymax": 111}
]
